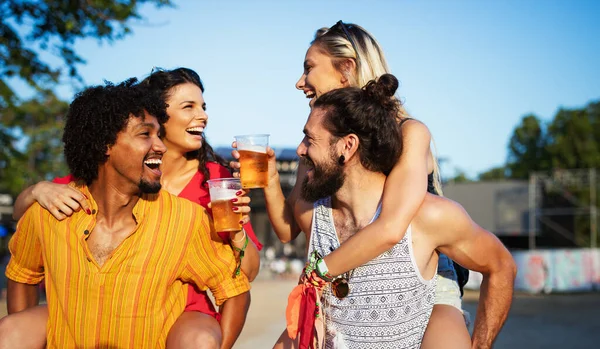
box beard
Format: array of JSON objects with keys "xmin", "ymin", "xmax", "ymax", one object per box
[
  {"xmin": 139, "ymin": 178, "xmax": 162, "ymax": 194},
  {"xmin": 300, "ymin": 152, "xmax": 345, "ymax": 202}
]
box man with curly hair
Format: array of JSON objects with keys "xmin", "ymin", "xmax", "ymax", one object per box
[{"xmin": 0, "ymin": 79, "xmax": 251, "ymax": 348}]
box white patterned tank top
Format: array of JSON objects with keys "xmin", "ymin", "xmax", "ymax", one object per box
[{"xmin": 308, "ymin": 197, "xmax": 437, "ymax": 349}]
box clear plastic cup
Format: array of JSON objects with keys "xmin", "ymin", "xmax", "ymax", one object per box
[
  {"xmin": 235, "ymin": 134, "xmax": 270, "ymax": 189},
  {"xmin": 207, "ymin": 178, "xmax": 242, "ymax": 232}
]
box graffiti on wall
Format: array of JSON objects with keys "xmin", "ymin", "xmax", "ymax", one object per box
[{"xmin": 465, "ymin": 248, "xmax": 600, "ymax": 293}]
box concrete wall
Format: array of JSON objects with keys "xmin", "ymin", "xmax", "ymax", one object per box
[{"xmin": 444, "ymin": 180, "xmax": 531, "ymax": 236}]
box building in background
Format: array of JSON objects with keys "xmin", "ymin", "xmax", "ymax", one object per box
[{"xmin": 444, "ymin": 181, "xmax": 532, "ymax": 249}]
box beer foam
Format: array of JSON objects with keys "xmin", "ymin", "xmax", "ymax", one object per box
[
  {"xmin": 209, "ymin": 188, "xmax": 238, "ymax": 201},
  {"xmin": 238, "ymin": 144, "xmax": 267, "ymax": 153}
]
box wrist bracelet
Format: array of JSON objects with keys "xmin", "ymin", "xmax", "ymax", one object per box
[
  {"xmin": 231, "ymin": 229, "xmax": 247, "ymax": 243},
  {"xmin": 232, "ymin": 233, "xmax": 249, "ymax": 277},
  {"xmin": 315, "ymin": 259, "xmax": 334, "ymax": 282}
]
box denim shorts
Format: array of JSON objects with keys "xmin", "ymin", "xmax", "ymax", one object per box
[{"xmin": 435, "ymin": 253, "xmax": 462, "ymax": 310}]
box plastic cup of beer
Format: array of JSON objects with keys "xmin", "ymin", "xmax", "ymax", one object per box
[
  {"xmin": 234, "ymin": 134, "xmax": 270, "ymax": 189},
  {"xmin": 207, "ymin": 178, "xmax": 243, "ymax": 232}
]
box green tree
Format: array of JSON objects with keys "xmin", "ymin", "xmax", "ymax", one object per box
[
  {"xmin": 506, "ymin": 114, "xmax": 551, "ymax": 179},
  {"xmin": 0, "ymin": 126, "xmax": 24, "ymax": 196},
  {"xmin": 547, "ymin": 107, "xmax": 600, "ymax": 169},
  {"xmin": 0, "ymin": 0, "xmax": 173, "ymax": 108},
  {"xmin": 479, "ymin": 166, "xmax": 507, "ymax": 181},
  {"xmin": 0, "ymin": 91, "xmax": 69, "ymax": 197},
  {"xmin": 0, "ymin": 0, "xmax": 173, "ymax": 196},
  {"xmin": 447, "ymin": 170, "xmax": 473, "ymax": 184}
]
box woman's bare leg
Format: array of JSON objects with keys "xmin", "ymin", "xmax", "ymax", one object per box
[
  {"xmin": 421, "ymin": 304, "xmax": 471, "ymax": 349},
  {"xmin": 166, "ymin": 311, "xmax": 222, "ymax": 349},
  {"xmin": 0, "ymin": 305, "xmax": 48, "ymax": 349}
]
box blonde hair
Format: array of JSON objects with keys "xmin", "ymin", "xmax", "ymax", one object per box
[{"xmin": 312, "ymin": 21, "xmax": 443, "ymax": 195}]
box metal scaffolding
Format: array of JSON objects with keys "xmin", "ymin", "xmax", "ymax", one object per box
[{"xmin": 528, "ymin": 168, "xmax": 598, "ymax": 249}]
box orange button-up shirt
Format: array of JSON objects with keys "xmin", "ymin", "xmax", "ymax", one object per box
[{"xmin": 6, "ymin": 185, "xmax": 249, "ymax": 348}]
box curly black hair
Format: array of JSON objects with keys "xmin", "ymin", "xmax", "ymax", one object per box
[
  {"xmin": 62, "ymin": 78, "xmax": 168, "ymax": 185},
  {"xmin": 313, "ymin": 73, "xmax": 402, "ymax": 176},
  {"xmin": 141, "ymin": 67, "xmax": 228, "ymax": 188}
]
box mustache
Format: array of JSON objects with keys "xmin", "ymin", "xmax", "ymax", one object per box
[
  {"xmin": 144, "ymin": 152, "xmax": 163, "ymax": 160},
  {"xmin": 301, "ymin": 156, "xmax": 314, "ymax": 168}
]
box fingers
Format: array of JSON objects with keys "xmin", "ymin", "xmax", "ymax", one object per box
[
  {"xmin": 37, "ymin": 183, "xmax": 91, "ymax": 220},
  {"xmin": 229, "ymin": 149, "xmax": 241, "ymax": 178},
  {"xmin": 44, "ymin": 195, "xmax": 83, "ymax": 220},
  {"xmin": 72, "ymin": 189, "xmax": 92, "ymax": 215},
  {"xmin": 54, "ymin": 200, "xmax": 77, "ymax": 217},
  {"xmin": 231, "ymin": 192, "xmax": 251, "ymax": 215},
  {"xmin": 47, "ymin": 206, "xmax": 68, "ymax": 221},
  {"xmin": 229, "ymin": 161, "xmax": 241, "ymax": 175},
  {"xmin": 232, "ymin": 190, "xmax": 251, "ymax": 224},
  {"xmin": 58, "ymin": 188, "xmax": 92, "ymax": 215},
  {"xmin": 61, "ymin": 191, "xmax": 90, "ymax": 214},
  {"xmin": 239, "ymin": 215, "xmax": 250, "ymax": 225},
  {"xmin": 230, "ymin": 142, "xmax": 241, "ymax": 175}
]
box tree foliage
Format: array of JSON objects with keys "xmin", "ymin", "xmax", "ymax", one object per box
[
  {"xmin": 447, "ymin": 170, "xmax": 473, "ymax": 184},
  {"xmin": 0, "ymin": 91, "xmax": 69, "ymax": 197},
  {"xmin": 0, "ymin": 0, "xmax": 173, "ymax": 108},
  {"xmin": 0, "ymin": 0, "xmax": 173, "ymax": 197},
  {"xmin": 478, "ymin": 166, "xmax": 507, "ymax": 181},
  {"xmin": 506, "ymin": 114, "xmax": 551, "ymax": 179},
  {"xmin": 485, "ymin": 100, "xmax": 600, "ymax": 180}
]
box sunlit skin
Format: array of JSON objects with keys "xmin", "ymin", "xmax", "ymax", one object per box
[
  {"xmin": 296, "ymin": 108, "xmax": 342, "ymax": 182},
  {"xmin": 296, "ymin": 45, "xmax": 349, "ymax": 106},
  {"xmin": 101, "ymin": 112, "xmax": 166, "ymax": 196},
  {"xmin": 161, "ymin": 83, "xmax": 208, "ymax": 155}
]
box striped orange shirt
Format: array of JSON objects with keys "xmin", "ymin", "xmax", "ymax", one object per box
[{"xmin": 6, "ymin": 184, "xmax": 250, "ymax": 348}]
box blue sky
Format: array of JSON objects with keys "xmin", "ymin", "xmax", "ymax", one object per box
[{"xmin": 12, "ymin": 0, "xmax": 600, "ymax": 178}]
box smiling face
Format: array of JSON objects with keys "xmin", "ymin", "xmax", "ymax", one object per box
[
  {"xmin": 296, "ymin": 44, "xmax": 347, "ymax": 106},
  {"xmin": 296, "ymin": 107, "xmax": 345, "ymax": 202},
  {"xmin": 105, "ymin": 111, "xmax": 167, "ymax": 194},
  {"xmin": 161, "ymin": 82, "xmax": 208, "ymax": 154}
]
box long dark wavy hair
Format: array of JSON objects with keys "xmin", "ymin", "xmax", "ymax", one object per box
[{"xmin": 142, "ymin": 67, "xmax": 228, "ymax": 187}]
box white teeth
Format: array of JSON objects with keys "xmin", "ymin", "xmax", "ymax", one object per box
[
  {"xmin": 186, "ymin": 127, "xmax": 204, "ymax": 133},
  {"xmin": 144, "ymin": 159, "xmax": 162, "ymax": 165}
]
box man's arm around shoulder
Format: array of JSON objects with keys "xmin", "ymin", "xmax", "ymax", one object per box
[{"xmin": 421, "ymin": 195, "xmax": 517, "ymax": 349}]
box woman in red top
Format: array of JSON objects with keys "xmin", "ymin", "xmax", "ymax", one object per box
[{"xmin": 10, "ymin": 68, "xmax": 262, "ymax": 349}]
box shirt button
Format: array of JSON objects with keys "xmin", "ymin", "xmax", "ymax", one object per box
[
  {"xmin": 92, "ymin": 209, "xmax": 96, "ymax": 214},
  {"xmin": 84, "ymin": 230, "xmax": 89, "ymax": 235},
  {"xmin": 87, "ymin": 257, "xmax": 92, "ymax": 262}
]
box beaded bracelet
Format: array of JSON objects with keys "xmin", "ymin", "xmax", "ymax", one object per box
[{"xmin": 232, "ymin": 231, "xmax": 249, "ymax": 277}]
